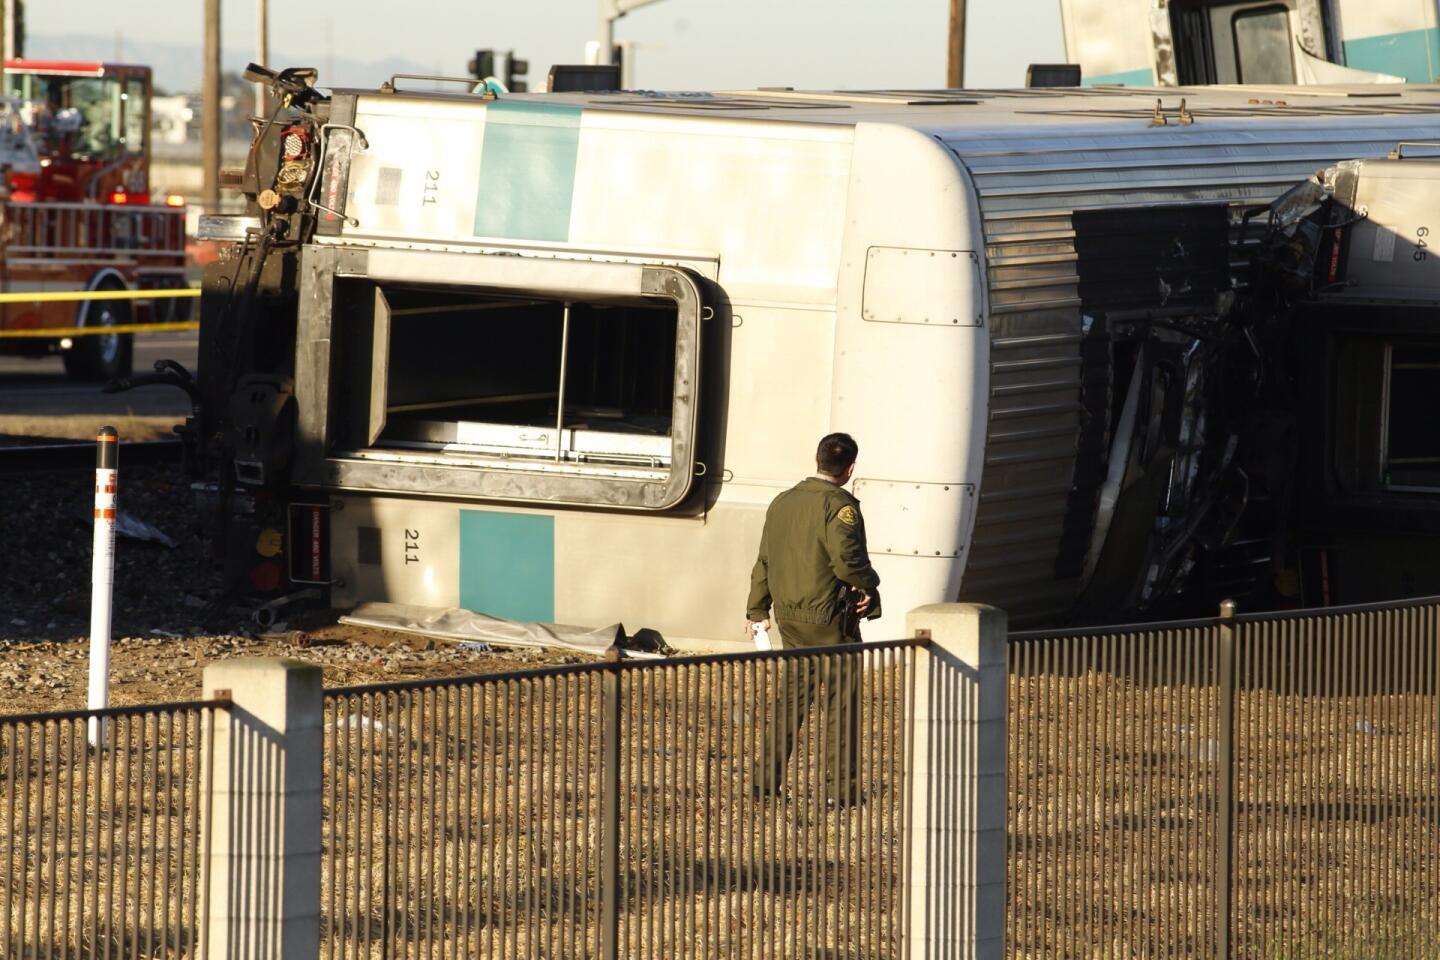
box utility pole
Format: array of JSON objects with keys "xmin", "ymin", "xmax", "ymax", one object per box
[
  {"xmin": 203, "ymin": 0, "xmax": 221, "ymax": 210},
  {"xmin": 256, "ymin": 0, "xmax": 268, "ymax": 115},
  {"xmin": 598, "ymin": 0, "xmax": 666, "ymax": 67},
  {"xmin": 947, "ymin": 0, "xmax": 966, "ymax": 88}
]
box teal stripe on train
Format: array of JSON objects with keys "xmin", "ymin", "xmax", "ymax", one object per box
[
  {"xmin": 459, "ymin": 510, "xmax": 555, "ymax": 623},
  {"xmin": 474, "ymin": 101, "xmax": 583, "ymax": 242},
  {"xmin": 1083, "ymin": 67, "xmax": 1155, "ymax": 87},
  {"xmin": 1344, "ymin": 27, "xmax": 1440, "ymax": 83}
]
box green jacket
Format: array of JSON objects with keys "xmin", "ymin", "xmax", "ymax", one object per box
[{"xmin": 746, "ymin": 477, "xmax": 882, "ymax": 625}]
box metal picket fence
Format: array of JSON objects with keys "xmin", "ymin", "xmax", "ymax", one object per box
[
  {"xmin": 5, "ymin": 595, "xmax": 1436, "ymax": 960},
  {"xmin": 1007, "ymin": 597, "xmax": 1440, "ymax": 959},
  {"xmin": 319, "ymin": 641, "xmax": 921, "ymax": 960},
  {"xmin": 0, "ymin": 700, "xmax": 223, "ymax": 959}
]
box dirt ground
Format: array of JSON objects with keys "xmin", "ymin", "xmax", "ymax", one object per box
[
  {"xmin": 0, "ymin": 628, "xmax": 578, "ymax": 716},
  {"xmin": 0, "ymin": 435, "xmax": 576, "ymax": 715}
]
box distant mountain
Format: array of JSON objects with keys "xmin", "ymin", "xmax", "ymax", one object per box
[{"xmin": 27, "ymin": 32, "xmax": 434, "ymax": 94}]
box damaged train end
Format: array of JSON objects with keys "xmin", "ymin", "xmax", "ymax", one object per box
[
  {"xmin": 1052, "ymin": 151, "xmax": 1440, "ymax": 619},
  {"xmin": 179, "ymin": 74, "xmax": 1440, "ymax": 645},
  {"xmin": 1047, "ymin": 201, "xmax": 1262, "ymax": 623}
]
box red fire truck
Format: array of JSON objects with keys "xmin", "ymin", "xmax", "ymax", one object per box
[{"xmin": 0, "ymin": 59, "xmax": 188, "ymax": 380}]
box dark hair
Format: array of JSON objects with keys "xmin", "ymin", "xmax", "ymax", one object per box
[{"xmin": 816, "ymin": 433, "xmax": 859, "ymax": 475}]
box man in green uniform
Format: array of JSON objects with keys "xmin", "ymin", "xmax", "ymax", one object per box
[{"xmin": 745, "ymin": 432, "xmax": 881, "ymax": 804}]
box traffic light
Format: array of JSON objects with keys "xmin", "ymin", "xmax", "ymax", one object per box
[
  {"xmin": 506, "ymin": 51, "xmax": 529, "ymax": 93},
  {"xmin": 467, "ymin": 49, "xmax": 496, "ymax": 81}
]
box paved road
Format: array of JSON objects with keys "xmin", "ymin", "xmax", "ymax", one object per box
[{"xmin": 0, "ymin": 332, "xmax": 198, "ymax": 439}]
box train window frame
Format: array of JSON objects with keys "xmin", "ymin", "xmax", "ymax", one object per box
[
  {"xmin": 293, "ymin": 246, "xmax": 705, "ymax": 512},
  {"xmin": 1231, "ymin": 5, "xmax": 1296, "ymax": 84},
  {"xmin": 1381, "ymin": 342, "xmax": 1440, "ymax": 492}
]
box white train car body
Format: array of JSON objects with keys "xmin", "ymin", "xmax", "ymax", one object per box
[{"xmin": 223, "ymin": 83, "xmax": 1440, "ymax": 647}]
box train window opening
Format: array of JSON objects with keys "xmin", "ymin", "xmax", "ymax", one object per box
[
  {"xmin": 1170, "ymin": 1, "xmax": 1296, "ymax": 85},
  {"xmin": 365, "ymin": 284, "xmax": 680, "ymax": 466},
  {"xmin": 1383, "ymin": 343, "xmax": 1440, "ymax": 491},
  {"xmin": 1231, "ymin": 6, "xmax": 1295, "ymax": 84},
  {"xmin": 1172, "ymin": 5, "xmax": 1218, "ymax": 85},
  {"xmin": 311, "ymin": 260, "xmax": 703, "ymax": 510}
]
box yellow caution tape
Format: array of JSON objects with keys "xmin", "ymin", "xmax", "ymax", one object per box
[
  {"xmin": 0, "ymin": 288, "xmax": 201, "ymax": 304},
  {"xmin": 0, "ymin": 288, "xmax": 202, "ymax": 337},
  {"xmin": 0, "ymin": 320, "xmax": 199, "ymax": 338}
]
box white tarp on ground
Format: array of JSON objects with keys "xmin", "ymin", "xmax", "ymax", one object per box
[{"xmin": 340, "ymin": 602, "xmax": 623, "ymax": 656}]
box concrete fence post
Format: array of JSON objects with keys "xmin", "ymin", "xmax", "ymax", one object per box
[
  {"xmin": 202, "ymin": 658, "xmax": 324, "ymax": 960},
  {"xmin": 904, "ymin": 603, "xmax": 1008, "ymax": 960}
]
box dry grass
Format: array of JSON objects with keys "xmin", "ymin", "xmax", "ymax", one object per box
[
  {"xmin": 321, "ymin": 653, "xmax": 914, "ymax": 960},
  {"xmin": 1008, "ymin": 668, "xmax": 1440, "ymax": 959},
  {"xmin": 0, "ymin": 708, "xmax": 208, "ymax": 958},
  {"xmin": 4, "ymin": 640, "xmax": 1438, "ymax": 959},
  {"xmin": 0, "ymin": 640, "xmax": 573, "ymax": 959}
]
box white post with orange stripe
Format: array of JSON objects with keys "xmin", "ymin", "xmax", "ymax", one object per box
[{"xmin": 88, "ymin": 426, "xmax": 119, "ymax": 747}]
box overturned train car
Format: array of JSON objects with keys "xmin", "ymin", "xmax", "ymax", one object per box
[{"xmin": 184, "ymin": 75, "xmax": 1440, "ymax": 643}]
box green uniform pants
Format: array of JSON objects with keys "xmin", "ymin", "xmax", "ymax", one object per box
[{"xmin": 753, "ymin": 618, "xmax": 860, "ymax": 804}]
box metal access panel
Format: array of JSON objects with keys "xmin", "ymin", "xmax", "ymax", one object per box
[
  {"xmin": 861, "ymin": 246, "xmax": 982, "ymax": 326},
  {"xmin": 1335, "ymin": 159, "xmax": 1440, "ymax": 303},
  {"xmin": 852, "ymin": 478, "xmax": 975, "ymax": 559}
]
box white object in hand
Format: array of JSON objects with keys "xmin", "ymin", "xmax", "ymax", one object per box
[{"xmin": 751, "ymin": 621, "xmax": 773, "ymax": 651}]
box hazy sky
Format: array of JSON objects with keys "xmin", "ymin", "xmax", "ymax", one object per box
[{"xmin": 31, "ymin": 0, "xmax": 1065, "ymax": 91}]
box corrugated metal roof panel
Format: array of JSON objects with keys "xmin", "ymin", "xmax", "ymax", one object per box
[{"xmin": 951, "ymin": 110, "xmax": 1440, "ymax": 624}]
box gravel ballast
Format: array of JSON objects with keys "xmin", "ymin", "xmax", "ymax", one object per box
[{"xmin": 0, "ymin": 452, "xmax": 573, "ymax": 713}]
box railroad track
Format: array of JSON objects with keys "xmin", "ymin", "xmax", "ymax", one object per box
[{"xmin": 0, "ymin": 439, "xmax": 183, "ymax": 474}]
